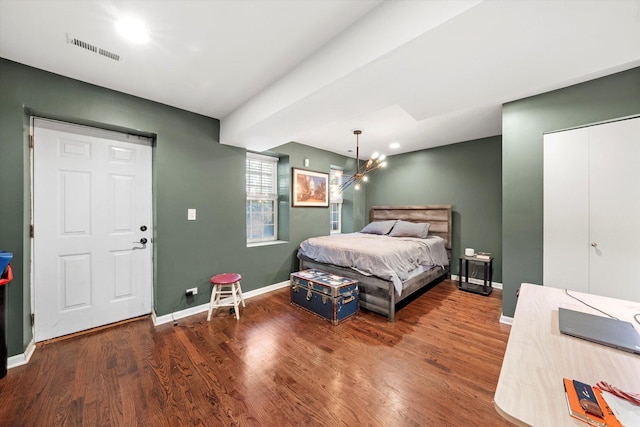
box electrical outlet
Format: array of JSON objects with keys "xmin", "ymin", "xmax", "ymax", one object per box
[{"xmin": 186, "ymin": 287, "xmax": 198, "ymax": 297}]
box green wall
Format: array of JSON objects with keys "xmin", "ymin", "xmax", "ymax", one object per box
[
  {"xmin": 365, "ymin": 136, "xmax": 502, "ymax": 282},
  {"xmin": 502, "ymin": 67, "xmax": 640, "ymax": 317},
  {"xmin": 0, "ymin": 59, "xmax": 362, "ymax": 357}
]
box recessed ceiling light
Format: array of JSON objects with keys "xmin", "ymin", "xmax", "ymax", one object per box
[
  {"xmin": 116, "ymin": 17, "xmax": 149, "ymax": 43},
  {"xmin": 390, "ymin": 142, "xmax": 400, "ymax": 149}
]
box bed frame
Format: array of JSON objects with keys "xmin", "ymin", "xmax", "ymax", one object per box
[{"xmin": 299, "ymin": 205, "xmax": 452, "ymax": 322}]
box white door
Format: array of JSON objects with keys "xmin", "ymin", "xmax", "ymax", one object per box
[
  {"xmin": 543, "ymin": 127, "xmax": 590, "ymax": 292},
  {"xmin": 33, "ymin": 118, "xmax": 153, "ymax": 341},
  {"xmin": 543, "ymin": 117, "xmax": 640, "ymax": 302},
  {"xmin": 588, "ymin": 118, "xmax": 640, "ymax": 301}
]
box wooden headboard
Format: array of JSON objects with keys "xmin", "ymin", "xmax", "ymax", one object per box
[{"xmin": 370, "ymin": 205, "xmax": 452, "ymax": 249}]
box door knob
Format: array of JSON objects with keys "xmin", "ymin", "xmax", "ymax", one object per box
[
  {"xmin": 591, "ymin": 242, "xmax": 597, "ymax": 247},
  {"xmin": 133, "ymin": 238, "xmax": 148, "ymax": 245}
]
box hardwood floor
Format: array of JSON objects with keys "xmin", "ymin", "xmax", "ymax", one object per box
[{"xmin": 0, "ymin": 280, "xmax": 513, "ymax": 426}]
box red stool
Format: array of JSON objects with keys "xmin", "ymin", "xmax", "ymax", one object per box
[{"xmin": 207, "ymin": 273, "xmax": 244, "ymax": 321}]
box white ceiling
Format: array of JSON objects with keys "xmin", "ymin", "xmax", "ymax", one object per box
[{"xmin": 1, "ymin": 0, "xmax": 639, "ymax": 159}]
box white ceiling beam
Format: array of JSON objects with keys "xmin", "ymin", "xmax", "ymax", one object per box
[{"xmin": 220, "ymin": 0, "xmax": 483, "ymax": 152}]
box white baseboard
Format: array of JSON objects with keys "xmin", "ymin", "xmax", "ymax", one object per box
[
  {"xmin": 450, "ymin": 274, "xmax": 502, "ymax": 290},
  {"xmin": 152, "ymin": 303, "xmax": 210, "ymax": 326},
  {"xmin": 7, "ymin": 338, "xmax": 36, "ymax": 370},
  {"xmin": 152, "ymin": 280, "xmax": 290, "ymax": 326},
  {"xmin": 499, "ymin": 314, "xmax": 514, "ymax": 325}
]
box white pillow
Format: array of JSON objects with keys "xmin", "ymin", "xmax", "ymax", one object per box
[
  {"xmin": 388, "ymin": 220, "xmax": 430, "ymax": 238},
  {"xmin": 360, "ymin": 220, "xmax": 397, "ymax": 235}
]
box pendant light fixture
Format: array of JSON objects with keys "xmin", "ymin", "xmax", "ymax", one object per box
[{"xmin": 339, "ymin": 130, "xmax": 387, "ymax": 192}]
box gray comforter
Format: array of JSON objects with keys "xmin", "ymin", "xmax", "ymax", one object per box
[{"xmin": 298, "ymin": 233, "xmax": 449, "ymax": 295}]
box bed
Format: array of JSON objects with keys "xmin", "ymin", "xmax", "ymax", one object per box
[{"xmin": 298, "ymin": 205, "xmax": 452, "ymax": 321}]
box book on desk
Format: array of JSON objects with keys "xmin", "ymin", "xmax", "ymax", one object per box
[{"xmin": 563, "ymin": 378, "xmax": 622, "ymax": 427}]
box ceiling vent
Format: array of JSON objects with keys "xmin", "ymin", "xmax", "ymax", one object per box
[{"xmin": 67, "ymin": 33, "xmax": 122, "ymax": 62}]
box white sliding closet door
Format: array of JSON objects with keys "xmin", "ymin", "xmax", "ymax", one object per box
[
  {"xmin": 543, "ymin": 127, "xmax": 590, "ymax": 293},
  {"xmin": 588, "ymin": 118, "xmax": 640, "ymax": 300},
  {"xmin": 543, "ymin": 116, "xmax": 640, "ymax": 302}
]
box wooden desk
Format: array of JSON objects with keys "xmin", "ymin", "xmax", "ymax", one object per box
[{"xmin": 494, "ymin": 283, "xmax": 640, "ymax": 426}]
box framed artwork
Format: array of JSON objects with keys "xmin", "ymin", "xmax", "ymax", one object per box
[{"xmin": 292, "ymin": 168, "xmax": 329, "ymax": 207}]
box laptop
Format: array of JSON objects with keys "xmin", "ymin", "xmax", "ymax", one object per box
[{"xmin": 559, "ymin": 308, "xmax": 640, "ymax": 355}]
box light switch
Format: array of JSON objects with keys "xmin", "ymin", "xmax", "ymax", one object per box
[{"xmin": 188, "ymin": 209, "xmax": 196, "ymax": 221}]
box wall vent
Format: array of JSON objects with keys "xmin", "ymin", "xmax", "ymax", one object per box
[
  {"xmin": 67, "ymin": 33, "xmax": 122, "ymax": 62},
  {"xmin": 98, "ymin": 48, "xmax": 120, "ymax": 61}
]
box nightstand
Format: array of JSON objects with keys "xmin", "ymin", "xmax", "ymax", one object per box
[{"xmin": 458, "ymin": 255, "xmax": 493, "ymax": 296}]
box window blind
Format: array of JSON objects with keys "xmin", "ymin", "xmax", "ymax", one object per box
[{"xmin": 246, "ymin": 153, "xmax": 278, "ymax": 199}]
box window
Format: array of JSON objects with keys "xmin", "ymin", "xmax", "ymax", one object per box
[
  {"xmin": 246, "ymin": 153, "xmax": 278, "ymax": 243},
  {"xmin": 330, "ymin": 167, "xmax": 343, "ymax": 234}
]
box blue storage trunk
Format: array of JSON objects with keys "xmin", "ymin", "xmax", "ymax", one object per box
[{"xmin": 290, "ymin": 269, "xmax": 358, "ymax": 325}]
